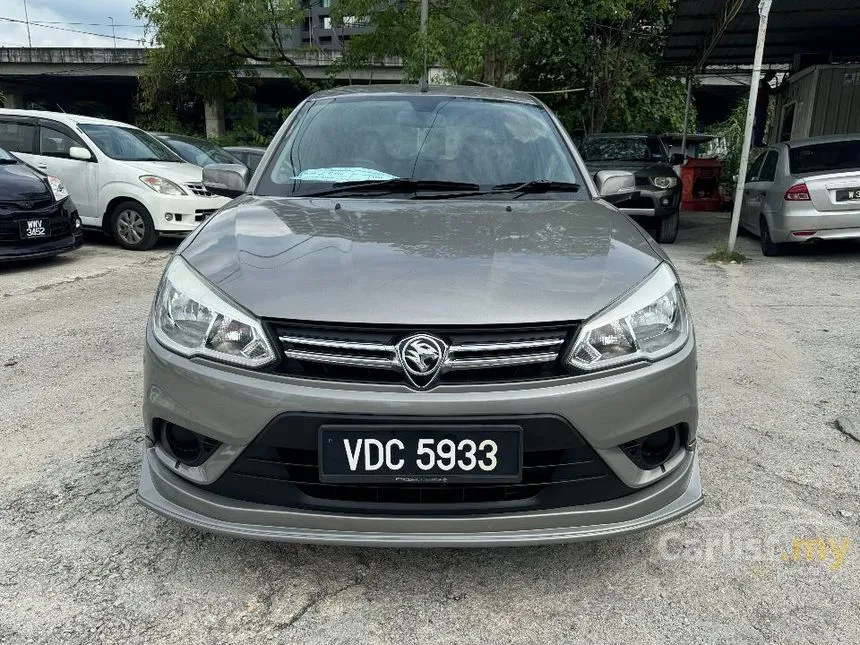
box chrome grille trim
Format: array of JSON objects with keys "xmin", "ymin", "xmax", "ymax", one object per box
[
  {"xmin": 185, "ymin": 182, "xmax": 213, "ymax": 197},
  {"xmin": 445, "ymin": 353, "xmax": 560, "ymax": 370},
  {"xmin": 277, "ymin": 329, "xmax": 570, "ymax": 384}
]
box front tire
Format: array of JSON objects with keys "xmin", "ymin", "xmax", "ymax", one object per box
[
  {"xmin": 111, "ymin": 201, "xmax": 158, "ymax": 251},
  {"xmin": 759, "ymin": 215, "xmax": 783, "ymax": 257},
  {"xmin": 654, "ymin": 209, "xmax": 679, "ymax": 244}
]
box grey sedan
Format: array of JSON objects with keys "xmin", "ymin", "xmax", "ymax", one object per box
[
  {"xmin": 739, "ymin": 135, "xmax": 860, "ymax": 255},
  {"xmin": 137, "ymin": 85, "xmax": 701, "ymax": 546}
]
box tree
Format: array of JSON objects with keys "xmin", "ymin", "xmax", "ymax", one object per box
[
  {"xmin": 334, "ymin": 0, "xmax": 691, "ymax": 136},
  {"xmin": 331, "ymin": 0, "xmax": 522, "ymax": 86},
  {"xmin": 133, "ymin": 0, "xmax": 308, "ymax": 111}
]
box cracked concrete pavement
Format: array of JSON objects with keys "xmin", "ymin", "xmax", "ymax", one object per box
[{"xmin": 1, "ymin": 217, "xmax": 859, "ymax": 644}]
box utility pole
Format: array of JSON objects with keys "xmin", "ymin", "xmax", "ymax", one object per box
[
  {"xmin": 23, "ymin": 0, "xmax": 32, "ymax": 47},
  {"xmin": 419, "ymin": 0, "xmax": 429, "ymax": 91},
  {"xmin": 727, "ymin": 0, "xmax": 772, "ymax": 252},
  {"xmin": 109, "ymin": 16, "xmax": 116, "ymax": 49}
]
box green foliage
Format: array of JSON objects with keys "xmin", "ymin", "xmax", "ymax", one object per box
[
  {"xmin": 334, "ymin": 0, "xmax": 691, "ymax": 136},
  {"xmin": 133, "ymin": 0, "xmax": 307, "ymax": 109},
  {"xmin": 706, "ymin": 98, "xmax": 751, "ymax": 194},
  {"xmin": 707, "ymin": 244, "xmax": 747, "ymax": 264}
]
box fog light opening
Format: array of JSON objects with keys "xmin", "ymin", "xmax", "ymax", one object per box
[
  {"xmin": 620, "ymin": 425, "xmax": 683, "ymax": 470},
  {"xmin": 160, "ymin": 422, "xmax": 221, "ymax": 467},
  {"xmin": 164, "ymin": 213, "xmax": 174, "ymax": 221}
]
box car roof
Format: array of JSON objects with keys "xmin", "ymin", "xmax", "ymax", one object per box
[
  {"xmin": 308, "ymin": 84, "xmax": 543, "ymax": 106},
  {"xmin": 0, "ymin": 108, "xmax": 138, "ymax": 128},
  {"xmin": 785, "ymin": 133, "xmax": 860, "ymax": 147}
]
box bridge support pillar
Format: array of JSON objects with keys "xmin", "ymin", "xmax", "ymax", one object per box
[{"xmin": 204, "ymin": 99, "xmax": 226, "ymax": 139}]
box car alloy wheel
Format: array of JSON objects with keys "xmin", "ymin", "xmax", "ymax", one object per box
[{"xmin": 111, "ymin": 201, "xmax": 158, "ymax": 251}]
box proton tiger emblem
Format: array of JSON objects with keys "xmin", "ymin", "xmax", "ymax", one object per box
[{"xmin": 397, "ymin": 334, "xmax": 448, "ymax": 389}]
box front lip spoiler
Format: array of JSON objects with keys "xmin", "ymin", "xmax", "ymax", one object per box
[{"xmin": 138, "ymin": 449, "xmax": 703, "ymax": 547}]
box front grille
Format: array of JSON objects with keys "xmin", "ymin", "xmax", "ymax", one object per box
[
  {"xmin": 0, "ymin": 197, "xmax": 54, "ymax": 211},
  {"xmin": 202, "ymin": 413, "xmax": 633, "ymax": 516},
  {"xmin": 185, "ymin": 182, "xmax": 213, "ymax": 197},
  {"xmin": 268, "ymin": 322, "xmax": 576, "ymax": 388},
  {"xmin": 194, "ymin": 209, "xmax": 216, "ymax": 222}
]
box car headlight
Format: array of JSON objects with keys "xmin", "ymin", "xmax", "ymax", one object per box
[
  {"xmin": 567, "ymin": 263, "xmax": 690, "ymax": 372},
  {"xmin": 651, "ymin": 176, "xmax": 678, "ymax": 189},
  {"xmin": 47, "ymin": 176, "xmax": 69, "ymax": 201},
  {"xmin": 140, "ymin": 175, "xmax": 187, "ymax": 195},
  {"xmin": 152, "ymin": 257, "xmax": 276, "ymax": 368}
]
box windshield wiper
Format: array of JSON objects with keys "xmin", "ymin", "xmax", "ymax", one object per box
[
  {"xmin": 299, "ymin": 178, "xmax": 481, "ymax": 198},
  {"xmin": 491, "ymin": 180, "xmax": 581, "ymax": 195}
]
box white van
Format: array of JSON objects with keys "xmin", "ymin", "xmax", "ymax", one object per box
[{"xmin": 0, "ymin": 110, "xmax": 230, "ymax": 250}]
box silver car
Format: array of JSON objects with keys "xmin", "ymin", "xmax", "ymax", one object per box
[
  {"xmin": 739, "ymin": 135, "xmax": 860, "ymax": 256},
  {"xmin": 137, "ymin": 85, "xmax": 702, "ymax": 546}
]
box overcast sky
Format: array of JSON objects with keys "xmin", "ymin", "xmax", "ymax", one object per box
[{"xmin": 1, "ymin": 0, "xmax": 145, "ymax": 48}]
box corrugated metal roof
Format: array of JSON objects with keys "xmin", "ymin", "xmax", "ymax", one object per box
[{"xmin": 663, "ymin": 0, "xmax": 860, "ymax": 68}]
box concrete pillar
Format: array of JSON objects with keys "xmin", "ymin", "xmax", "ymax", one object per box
[
  {"xmin": 1, "ymin": 91, "xmax": 25, "ymax": 109},
  {"xmin": 204, "ymin": 99, "xmax": 226, "ymax": 139}
]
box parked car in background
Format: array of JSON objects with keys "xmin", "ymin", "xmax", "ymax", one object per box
[
  {"xmin": 0, "ymin": 110, "xmax": 229, "ymax": 250},
  {"xmin": 0, "ymin": 145, "xmax": 83, "ymax": 261},
  {"xmin": 223, "ymin": 146, "xmax": 266, "ymax": 172},
  {"xmin": 739, "ymin": 135, "xmax": 860, "ymax": 256},
  {"xmin": 152, "ymin": 133, "xmax": 244, "ymax": 168},
  {"xmin": 580, "ymin": 134, "xmax": 684, "ymax": 244},
  {"xmin": 138, "ymin": 85, "xmax": 701, "ymax": 546}
]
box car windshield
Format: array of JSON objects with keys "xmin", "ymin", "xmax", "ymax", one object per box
[
  {"xmin": 257, "ymin": 95, "xmax": 583, "ymax": 198},
  {"xmin": 164, "ymin": 137, "xmax": 241, "ymax": 166},
  {"xmin": 79, "ymin": 124, "xmax": 181, "ymax": 162},
  {"xmin": 789, "ymin": 140, "xmax": 860, "ymax": 175},
  {"xmin": 0, "ymin": 146, "xmax": 15, "ymax": 163},
  {"xmin": 581, "ymin": 136, "xmax": 666, "ymax": 162}
]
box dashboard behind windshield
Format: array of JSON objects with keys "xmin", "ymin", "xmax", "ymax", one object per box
[{"xmin": 257, "ymin": 95, "xmax": 584, "ymax": 198}]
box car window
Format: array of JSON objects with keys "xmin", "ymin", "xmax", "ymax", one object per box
[
  {"xmin": 247, "ymin": 151, "xmax": 264, "ymax": 171},
  {"xmin": 582, "ymin": 137, "xmax": 664, "ymax": 163},
  {"xmin": 0, "ymin": 120, "xmax": 37, "ymax": 154},
  {"xmin": 259, "ymin": 95, "xmax": 581, "ymax": 197},
  {"xmin": 39, "ymin": 125, "xmax": 80, "ymax": 159},
  {"xmin": 789, "ymin": 140, "xmax": 860, "ymax": 175},
  {"xmin": 79, "ymin": 124, "xmax": 181, "ymax": 162},
  {"xmin": 758, "ymin": 151, "xmax": 779, "ymax": 183},
  {"xmin": 165, "ymin": 137, "xmax": 241, "ymax": 166},
  {"xmin": 747, "ymin": 151, "xmax": 766, "ymax": 181},
  {"xmin": 0, "ymin": 146, "xmax": 16, "ymax": 162}
]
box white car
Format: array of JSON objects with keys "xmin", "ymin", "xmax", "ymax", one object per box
[{"xmin": 0, "ymin": 109, "xmax": 230, "ymax": 250}]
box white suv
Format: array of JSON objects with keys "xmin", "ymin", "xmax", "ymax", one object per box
[{"xmin": 0, "ymin": 110, "xmax": 230, "ymax": 250}]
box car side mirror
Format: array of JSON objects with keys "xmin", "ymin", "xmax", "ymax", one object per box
[
  {"xmin": 670, "ymin": 153, "xmax": 685, "ymax": 166},
  {"xmin": 594, "ymin": 170, "xmax": 636, "ymax": 204},
  {"xmin": 69, "ymin": 146, "xmax": 92, "ymax": 161},
  {"xmin": 203, "ymin": 164, "xmax": 250, "ymax": 198}
]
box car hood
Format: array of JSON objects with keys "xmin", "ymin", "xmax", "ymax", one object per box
[
  {"xmin": 121, "ymin": 160, "xmax": 203, "ymax": 183},
  {"xmin": 181, "ymin": 197, "xmax": 662, "ymax": 325},
  {"xmin": 0, "ymin": 162, "xmax": 51, "ymax": 202}
]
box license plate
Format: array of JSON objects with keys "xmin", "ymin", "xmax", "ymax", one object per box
[
  {"xmin": 19, "ymin": 218, "xmax": 49, "ymax": 239},
  {"xmin": 319, "ymin": 425, "xmax": 523, "ymax": 484},
  {"xmin": 836, "ymin": 188, "xmax": 860, "ymax": 201}
]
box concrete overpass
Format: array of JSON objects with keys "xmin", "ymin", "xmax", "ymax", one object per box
[{"xmin": 0, "ymin": 47, "xmax": 404, "ymax": 134}]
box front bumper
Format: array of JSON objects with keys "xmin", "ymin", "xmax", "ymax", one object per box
[
  {"xmin": 0, "ymin": 231, "xmax": 83, "ymax": 262},
  {"xmin": 146, "ymin": 193, "xmax": 229, "ymax": 233},
  {"xmin": 619, "ymin": 186, "xmax": 681, "ymax": 218},
  {"xmin": 139, "ymin": 327, "xmax": 701, "ymax": 545}
]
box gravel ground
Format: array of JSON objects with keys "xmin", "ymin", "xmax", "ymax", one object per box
[{"xmin": 1, "ymin": 216, "xmax": 859, "ymax": 644}]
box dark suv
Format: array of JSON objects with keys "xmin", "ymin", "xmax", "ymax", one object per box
[{"xmin": 581, "ymin": 134, "xmax": 683, "ymax": 243}]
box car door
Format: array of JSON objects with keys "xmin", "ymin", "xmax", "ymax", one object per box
[
  {"xmin": 740, "ymin": 152, "xmax": 766, "ymax": 230},
  {"xmin": 745, "ymin": 150, "xmax": 778, "ymax": 234},
  {"xmin": 36, "ymin": 120, "xmax": 99, "ymax": 222}
]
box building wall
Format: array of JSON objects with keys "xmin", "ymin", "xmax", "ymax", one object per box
[{"xmin": 811, "ymin": 66, "xmax": 860, "ymax": 137}]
